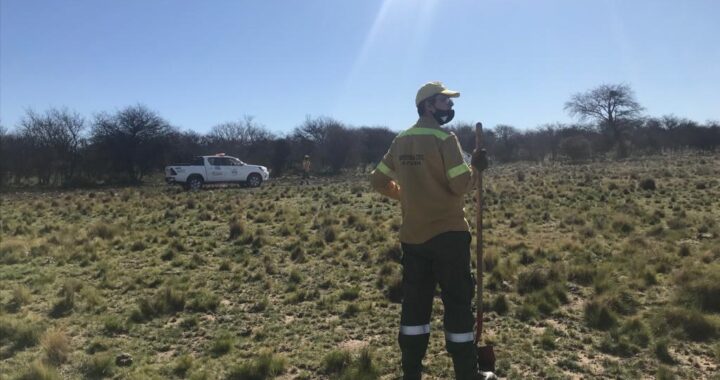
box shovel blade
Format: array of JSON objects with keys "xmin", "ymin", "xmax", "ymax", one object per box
[{"xmin": 476, "ymin": 345, "xmax": 496, "ymax": 372}]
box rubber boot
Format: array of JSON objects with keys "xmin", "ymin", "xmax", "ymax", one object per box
[
  {"xmin": 399, "ymin": 334, "xmax": 429, "ymax": 380},
  {"xmin": 446, "ymin": 341, "xmax": 479, "ymax": 380}
]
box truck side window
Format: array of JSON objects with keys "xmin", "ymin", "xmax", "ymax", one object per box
[{"xmin": 208, "ymin": 158, "xmax": 219, "ymax": 166}]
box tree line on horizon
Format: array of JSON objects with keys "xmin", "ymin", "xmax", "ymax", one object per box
[{"xmin": 0, "ymin": 84, "xmax": 718, "ymax": 187}]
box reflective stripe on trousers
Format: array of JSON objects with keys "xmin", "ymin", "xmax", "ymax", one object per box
[
  {"xmin": 445, "ymin": 330, "xmax": 474, "ymax": 343},
  {"xmin": 400, "ymin": 324, "xmax": 430, "ymax": 336}
]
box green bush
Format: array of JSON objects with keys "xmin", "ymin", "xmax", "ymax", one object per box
[
  {"xmin": 0, "ymin": 242, "xmax": 24, "ymax": 264},
  {"xmin": 643, "ymin": 269, "xmax": 658, "ymax": 286},
  {"xmin": 675, "ymin": 265, "xmax": 720, "ymax": 313},
  {"xmin": 378, "ymin": 244, "xmax": 402, "ymax": 263},
  {"xmin": 130, "ymin": 240, "xmax": 146, "ymax": 251},
  {"xmin": 567, "ymin": 265, "xmax": 596, "ymax": 286},
  {"xmin": 0, "ymin": 316, "xmax": 44, "ymax": 350},
  {"xmin": 678, "ymin": 244, "xmax": 691, "ymax": 257},
  {"xmin": 598, "ymin": 330, "xmax": 640, "ymax": 357},
  {"xmin": 288, "ymin": 269, "xmax": 303, "ymax": 284},
  {"xmin": 229, "ymin": 219, "xmax": 245, "ymax": 240},
  {"xmin": 250, "ymin": 297, "xmax": 268, "ymax": 312},
  {"xmin": 516, "ymin": 303, "xmax": 539, "ymax": 322},
  {"xmin": 663, "ymin": 308, "xmax": 719, "ymax": 341},
  {"xmin": 323, "ymin": 226, "xmax": 337, "ymax": 243},
  {"xmin": 343, "ymin": 303, "xmax": 360, "ymax": 318},
  {"xmin": 338, "ymin": 349, "xmax": 379, "ymax": 380},
  {"xmin": 519, "ymin": 283, "xmax": 567, "ymax": 321},
  {"xmin": 654, "ymin": 338, "xmax": 674, "ymax": 364},
  {"xmin": 339, "ymin": 287, "xmax": 360, "ymax": 301},
  {"xmin": 160, "ymin": 248, "xmax": 175, "ymax": 261},
  {"xmin": 603, "ymin": 288, "xmax": 639, "ymax": 316},
  {"xmin": 187, "ymin": 289, "xmax": 220, "ymax": 312},
  {"xmin": 85, "ymin": 338, "xmax": 111, "ymax": 354},
  {"xmin": 173, "ymin": 354, "xmax": 194, "ymax": 377},
  {"xmin": 656, "ymin": 365, "xmax": 676, "ymax": 380},
  {"xmin": 88, "ymin": 223, "xmax": 117, "ymax": 240},
  {"xmin": 516, "ymin": 267, "xmax": 552, "ymax": 294},
  {"xmin": 103, "ymin": 315, "xmax": 127, "ymax": 335},
  {"xmin": 619, "ymin": 317, "xmax": 651, "ymax": 348},
  {"xmin": 611, "ymin": 216, "xmax": 634, "ymax": 234},
  {"xmin": 492, "ymin": 294, "xmax": 509, "ymax": 315},
  {"xmin": 322, "ymin": 349, "xmax": 352, "ymax": 374},
  {"xmin": 17, "ymin": 361, "xmax": 61, "ymax": 380},
  {"xmin": 209, "ymin": 330, "xmax": 235, "ymax": 357},
  {"xmin": 180, "ymin": 315, "xmax": 199, "ymax": 330},
  {"xmin": 584, "ymin": 299, "xmax": 618, "ymax": 330},
  {"xmin": 130, "ymin": 286, "xmax": 186, "ymax": 322},
  {"xmin": 289, "ymin": 244, "xmax": 305, "ymax": 262},
  {"xmin": 383, "ymin": 275, "xmax": 403, "ymax": 304},
  {"xmin": 7, "ymin": 285, "xmax": 31, "ymax": 312},
  {"xmin": 82, "ymin": 352, "xmax": 115, "ymax": 379},
  {"xmin": 226, "ymin": 351, "xmax": 286, "ymax": 380},
  {"xmin": 639, "ymin": 178, "xmax": 656, "ymax": 191},
  {"xmin": 540, "ymin": 328, "xmax": 556, "ymax": 351},
  {"xmin": 50, "ymin": 280, "xmax": 80, "ymax": 318}
]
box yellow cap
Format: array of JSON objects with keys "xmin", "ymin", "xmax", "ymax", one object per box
[{"xmin": 415, "ymin": 81, "xmax": 460, "ymax": 106}]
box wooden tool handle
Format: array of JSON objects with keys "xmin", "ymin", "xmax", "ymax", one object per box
[{"xmin": 475, "ymin": 122, "xmax": 485, "ymax": 341}]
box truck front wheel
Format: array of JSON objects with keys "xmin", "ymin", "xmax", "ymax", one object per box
[
  {"xmin": 247, "ymin": 173, "xmax": 262, "ymax": 188},
  {"xmin": 186, "ymin": 175, "xmax": 204, "ymax": 191}
]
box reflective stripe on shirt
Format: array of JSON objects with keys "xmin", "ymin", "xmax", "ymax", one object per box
[
  {"xmin": 447, "ymin": 163, "xmax": 470, "ymax": 178},
  {"xmin": 398, "ymin": 127, "xmax": 450, "ymax": 140},
  {"xmin": 376, "ymin": 161, "xmax": 396, "ymax": 179}
]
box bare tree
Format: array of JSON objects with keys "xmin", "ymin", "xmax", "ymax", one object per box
[
  {"xmin": 19, "ymin": 110, "xmax": 55, "ymax": 184},
  {"xmin": 293, "ymin": 116, "xmax": 334, "ymax": 144},
  {"xmin": 49, "ymin": 108, "xmax": 85, "ymax": 182},
  {"xmin": 164, "ymin": 130, "xmax": 208, "ymax": 164},
  {"xmin": 270, "ymin": 137, "xmax": 292, "ymax": 175},
  {"xmin": 565, "ymin": 83, "xmax": 644, "ymax": 157},
  {"xmin": 357, "ymin": 126, "xmax": 396, "ymax": 167},
  {"xmin": 208, "ymin": 115, "xmax": 272, "ymax": 158},
  {"xmin": 18, "ymin": 108, "xmax": 85, "ymax": 185},
  {"xmin": 559, "ymin": 135, "xmax": 592, "ymax": 162},
  {"xmin": 324, "ymin": 123, "xmax": 357, "ymax": 173},
  {"xmin": 90, "ymin": 105, "xmax": 173, "ymax": 182},
  {"xmin": 493, "ymin": 124, "xmax": 520, "ymax": 162},
  {"xmin": 291, "ymin": 116, "xmax": 341, "ymax": 170},
  {"xmin": 448, "ymin": 123, "xmax": 475, "ymax": 152}
]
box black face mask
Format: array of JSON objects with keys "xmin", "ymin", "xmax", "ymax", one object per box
[{"xmin": 432, "ymin": 108, "xmax": 455, "ymax": 125}]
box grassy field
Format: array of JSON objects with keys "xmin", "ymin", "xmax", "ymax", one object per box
[{"xmin": 1, "ymin": 153, "xmax": 719, "ymax": 379}]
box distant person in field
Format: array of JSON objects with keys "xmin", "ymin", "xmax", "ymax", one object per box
[
  {"xmin": 301, "ymin": 155, "xmax": 311, "ymax": 185},
  {"xmin": 370, "ymin": 81, "xmax": 489, "ymax": 380}
]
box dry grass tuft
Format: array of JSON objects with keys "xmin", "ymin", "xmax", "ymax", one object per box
[{"xmin": 41, "ymin": 328, "xmax": 71, "ymax": 364}]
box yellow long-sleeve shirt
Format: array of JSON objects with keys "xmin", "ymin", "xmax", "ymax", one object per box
[{"xmin": 370, "ymin": 116, "xmax": 475, "ymax": 244}]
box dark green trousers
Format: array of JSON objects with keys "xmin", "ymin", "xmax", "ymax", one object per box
[{"xmin": 398, "ymin": 231, "xmax": 478, "ymax": 380}]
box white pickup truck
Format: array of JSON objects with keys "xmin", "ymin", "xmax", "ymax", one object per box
[{"xmin": 165, "ymin": 154, "xmax": 270, "ymax": 190}]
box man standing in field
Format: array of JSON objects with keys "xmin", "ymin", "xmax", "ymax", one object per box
[
  {"xmin": 301, "ymin": 155, "xmax": 311, "ymax": 185},
  {"xmin": 370, "ymin": 81, "xmax": 488, "ymax": 380}
]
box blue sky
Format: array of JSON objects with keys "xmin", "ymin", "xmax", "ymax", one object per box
[{"xmin": 2, "ymin": 0, "xmax": 718, "ymax": 135}]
